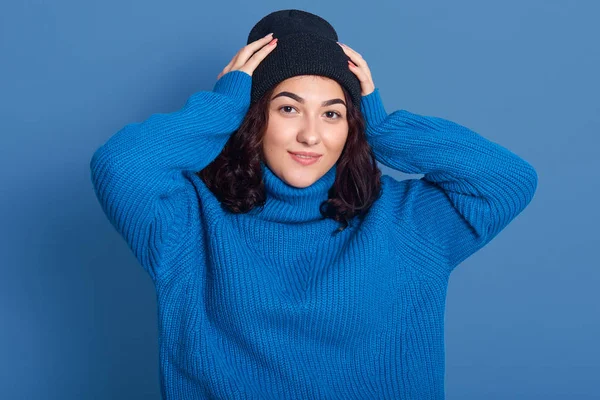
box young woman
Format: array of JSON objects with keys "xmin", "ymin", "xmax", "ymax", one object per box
[{"xmin": 90, "ymin": 9, "xmax": 537, "ymax": 400}]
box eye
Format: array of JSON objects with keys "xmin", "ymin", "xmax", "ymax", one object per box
[
  {"xmin": 324, "ymin": 111, "xmax": 342, "ymax": 120},
  {"xmin": 279, "ymin": 105, "xmax": 297, "ymax": 114},
  {"xmin": 278, "ymin": 106, "xmax": 342, "ymax": 120}
]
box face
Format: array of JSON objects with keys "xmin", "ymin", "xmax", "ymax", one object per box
[{"xmin": 262, "ymin": 75, "xmax": 349, "ymax": 188}]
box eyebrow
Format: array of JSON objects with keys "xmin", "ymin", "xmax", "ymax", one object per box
[{"xmin": 271, "ymin": 91, "xmax": 347, "ymax": 108}]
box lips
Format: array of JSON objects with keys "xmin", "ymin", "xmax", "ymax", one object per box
[
  {"xmin": 289, "ymin": 151, "xmax": 322, "ymax": 165},
  {"xmin": 288, "ymin": 151, "xmax": 322, "ymax": 157}
]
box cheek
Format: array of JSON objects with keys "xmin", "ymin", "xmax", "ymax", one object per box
[
  {"xmin": 263, "ymin": 133, "xmax": 285, "ymax": 152},
  {"xmin": 264, "ymin": 119, "xmax": 294, "ymax": 147},
  {"xmin": 326, "ymin": 130, "xmax": 349, "ymax": 152}
]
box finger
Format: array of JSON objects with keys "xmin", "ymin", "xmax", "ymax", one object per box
[
  {"xmin": 242, "ymin": 38, "xmax": 278, "ymax": 73},
  {"xmin": 238, "ymin": 33, "xmax": 275, "ymax": 62},
  {"xmin": 341, "ymin": 44, "xmax": 373, "ymax": 82},
  {"xmin": 347, "ymin": 60, "xmax": 366, "ymax": 81},
  {"xmin": 219, "ymin": 59, "xmax": 235, "ymax": 78},
  {"xmin": 220, "ymin": 33, "xmax": 274, "ymax": 79},
  {"xmin": 339, "ymin": 43, "xmax": 363, "ymax": 58},
  {"xmin": 337, "ymin": 43, "xmax": 365, "ymax": 66},
  {"xmin": 250, "ymin": 32, "xmax": 274, "ymax": 46},
  {"xmin": 218, "ymin": 49, "xmax": 243, "ymax": 80},
  {"xmin": 218, "ymin": 61, "xmax": 234, "ymax": 79}
]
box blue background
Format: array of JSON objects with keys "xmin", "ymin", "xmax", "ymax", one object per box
[{"xmin": 1, "ymin": 0, "xmax": 598, "ymax": 399}]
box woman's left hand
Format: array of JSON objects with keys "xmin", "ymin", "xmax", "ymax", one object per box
[{"xmin": 337, "ymin": 42, "xmax": 376, "ymax": 97}]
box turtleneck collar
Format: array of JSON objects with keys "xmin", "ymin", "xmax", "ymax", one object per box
[{"xmin": 247, "ymin": 161, "xmax": 337, "ymax": 223}]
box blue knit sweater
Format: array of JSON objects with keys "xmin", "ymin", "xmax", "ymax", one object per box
[{"xmin": 90, "ymin": 70, "xmax": 537, "ymax": 399}]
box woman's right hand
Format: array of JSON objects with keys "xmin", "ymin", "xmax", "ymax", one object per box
[{"xmin": 217, "ymin": 33, "xmax": 278, "ymax": 81}]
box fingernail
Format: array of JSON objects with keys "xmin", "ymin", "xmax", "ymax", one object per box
[{"xmin": 265, "ymin": 32, "xmax": 273, "ymax": 38}]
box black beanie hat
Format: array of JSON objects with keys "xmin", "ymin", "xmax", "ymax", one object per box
[{"xmin": 246, "ymin": 9, "xmax": 362, "ymax": 111}]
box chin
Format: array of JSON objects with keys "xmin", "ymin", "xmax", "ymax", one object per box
[
  {"xmin": 282, "ymin": 170, "xmax": 319, "ymax": 188},
  {"xmin": 284, "ymin": 177, "xmax": 315, "ymax": 189}
]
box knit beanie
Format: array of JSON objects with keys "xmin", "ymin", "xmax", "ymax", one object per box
[{"xmin": 246, "ymin": 9, "xmax": 362, "ymax": 111}]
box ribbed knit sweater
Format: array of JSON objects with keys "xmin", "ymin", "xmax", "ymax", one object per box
[{"xmin": 90, "ymin": 70, "xmax": 538, "ymax": 399}]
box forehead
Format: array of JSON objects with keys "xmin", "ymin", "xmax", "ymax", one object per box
[{"xmin": 272, "ymin": 75, "xmax": 344, "ymax": 98}]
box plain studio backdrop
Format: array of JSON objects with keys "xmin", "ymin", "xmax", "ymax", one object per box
[{"xmin": 1, "ymin": 0, "xmax": 597, "ymax": 399}]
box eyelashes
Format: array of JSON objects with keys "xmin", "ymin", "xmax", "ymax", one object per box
[{"xmin": 278, "ymin": 106, "xmax": 343, "ymax": 120}]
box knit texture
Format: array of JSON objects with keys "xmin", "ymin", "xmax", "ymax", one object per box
[
  {"xmin": 246, "ymin": 9, "xmax": 363, "ymax": 111},
  {"xmin": 90, "ymin": 70, "xmax": 538, "ymax": 399}
]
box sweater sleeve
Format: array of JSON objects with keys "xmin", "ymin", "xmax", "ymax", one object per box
[
  {"xmin": 360, "ymin": 88, "xmax": 538, "ymax": 272},
  {"xmin": 89, "ymin": 70, "xmax": 252, "ymax": 282}
]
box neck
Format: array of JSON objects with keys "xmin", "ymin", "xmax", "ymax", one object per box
[{"xmin": 247, "ymin": 161, "xmax": 337, "ymax": 223}]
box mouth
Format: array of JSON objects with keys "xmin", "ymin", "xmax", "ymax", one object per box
[{"xmin": 288, "ymin": 151, "xmax": 322, "ymax": 165}]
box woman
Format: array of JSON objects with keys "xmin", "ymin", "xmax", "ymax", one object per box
[{"xmin": 90, "ymin": 9, "xmax": 537, "ymax": 400}]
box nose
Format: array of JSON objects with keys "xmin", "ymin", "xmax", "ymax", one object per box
[{"xmin": 296, "ymin": 118, "xmax": 321, "ymax": 145}]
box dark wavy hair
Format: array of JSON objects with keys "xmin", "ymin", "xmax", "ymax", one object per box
[{"xmin": 197, "ymin": 78, "xmax": 383, "ymax": 233}]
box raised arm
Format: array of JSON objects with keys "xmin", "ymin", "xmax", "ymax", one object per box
[
  {"xmin": 360, "ymin": 89, "xmax": 538, "ymax": 272},
  {"xmin": 90, "ymin": 70, "xmax": 252, "ymax": 282}
]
